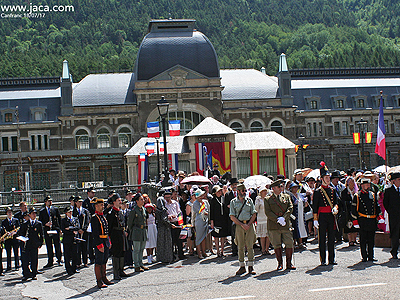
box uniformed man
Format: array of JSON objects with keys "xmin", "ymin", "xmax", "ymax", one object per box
[
  {"xmin": 229, "ymin": 183, "xmax": 257, "ymax": 275},
  {"xmin": 73, "ymin": 196, "xmax": 91, "ymax": 267},
  {"xmin": 0, "ymin": 224, "xmax": 5, "ymax": 275},
  {"xmin": 127, "ymin": 193, "xmax": 149, "ymax": 272},
  {"xmin": 61, "ymin": 206, "xmax": 80, "ymax": 275},
  {"xmin": 91, "ymin": 197, "xmax": 113, "ymax": 288},
  {"xmin": 106, "ymin": 193, "xmax": 129, "ymax": 280},
  {"xmin": 264, "ymin": 179, "xmax": 295, "ymax": 270},
  {"xmin": 2, "ymin": 207, "xmax": 20, "ymax": 271},
  {"xmin": 121, "ymin": 199, "xmax": 133, "ymax": 267},
  {"xmin": 383, "ymin": 172, "xmax": 400, "ymax": 259},
  {"xmin": 38, "ymin": 196, "xmax": 62, "ymax": 268},
  {"xmin": 225, "ymin": 178, "xmax": 239, "ymax": 256},
  {"xmin": 18, "ymin": 207, "xmax": 43, "ymax": 281},
  {"xmin": 83, "ymin": 187, "xmax": 96, "ymax": 264},
  {"xmin": 313, "ymin": 162, "xmax": 339, "ymax": 265},
  {"xmin": 352, "ymin": 178, "xmax": 382, "ymax": 262}
]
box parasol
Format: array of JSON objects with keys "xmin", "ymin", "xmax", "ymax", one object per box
[
  {"xmin": 181, "ymin": 175, "xmax": 211, "ymax": 185},
  {"xmin": 244, "ymin": 175, "xmax": 273, "ymax": 190}
]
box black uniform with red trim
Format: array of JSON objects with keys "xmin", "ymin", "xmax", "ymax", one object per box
[
  {"xmin": 91, "ymin": 211, "xmax": 110, "ymax": 265},
  {"xmin": 352, "ymin": 190, "xmax": 380, "ymax": 261},
  {"xmin": 313, "ymin": 185, "xmax": 338, "ymax": 264}
]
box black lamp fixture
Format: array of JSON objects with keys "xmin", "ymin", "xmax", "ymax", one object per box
[
  {"xmin": 298, "ymin": 133, "xmax": 305, "ymax": 169},
  {"xmin": 157, "ymin": 96, "xmax": 170, "ymax": 186}
]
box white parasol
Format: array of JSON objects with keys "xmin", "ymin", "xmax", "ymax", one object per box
[{"xmin": 244, "ymin": 175, "xmax": 273, "ymax": 190}]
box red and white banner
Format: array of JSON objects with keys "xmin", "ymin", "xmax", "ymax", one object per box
[{"xmin": 169, "ymin": 120, "xmax": 181, "ymax": 136}]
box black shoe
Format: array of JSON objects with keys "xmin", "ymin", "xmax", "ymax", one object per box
[
  {"xmin": 368, "ymin": 258, "xmax": 377, "ymax": 262},
  {"xmin": 320, "ymin": 262, "xmax": 327, "ymax": 266},
  {"xmin": 391, "ymin": 255, "xmax": 398, "ymax": 260},
  {"xmin": 31, "ymin": 276, "xmax": 37, "ymax": 280},
  {"xmin": 361, "ymin": 258, "xmax": 367, "ymax": 262},
  {"xmin": 36, "ymin": 270, "xmax": 43, "ymax": 274},
  {"xmin": 328, "ymin": 261, "xmax": 337, "ymax": 265},
  {"xmin": 57, "ymin": 261, "xmax": 63, "ymax": 266},
  {"xmin": 43, "ymin": 263, "xmax": 53, "ymax": 269},
  {"xmin": 231, "ymin": 253, "xmax": 238, "ymax": 257},
  {"xmin": 5, "ymin": 268, "xmax": 11, "ymax": 272},
  {"xmin": 22, "ymin": 277, "xmax": 29, "ymax": 282}
]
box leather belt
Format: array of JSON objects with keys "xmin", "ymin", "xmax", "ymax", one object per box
[
  {"xmin": 358, "ymin": 212, "xmax": 376, "ymax": 219},
  {"xmin": 99, "ymin": 235, "xmax": 108, "ymax": 238}
]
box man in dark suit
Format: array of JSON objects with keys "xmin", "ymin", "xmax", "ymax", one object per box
[
  {"xmin": 18, "ymin": 207, "xmax": 43, "ymax": 281},
  {"xmin": 73, "ymin": 196, "xmax": 91, "ymax": 267},
  {"xmin": 225, "ymin": 178, "xmax": 239, "ymax": 256},
  {"xmin": 38, "ymin": 196, "xmax": 62, "ymax": 268},
  {"xmin": 61, "ymin": 207, "xmax": 80, "ymax": 275},
  {"xmin": 2, "ymin": 207, "xmax": 20, "ymax": 271},
  {"xmin": 83, "ymin": 187, "xmax": 96, "ymax": 264},
  {"xmin": 383, "ymin": 172, "xmax": 400, "ymax": 259}
]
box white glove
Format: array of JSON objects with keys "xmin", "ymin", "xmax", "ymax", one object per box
[
  {"xmin": 277, "ymin": 217, "xmax": 286, "ymax": 226},
  {"xmin": 313, "ymin": 220, "xmax": 319, "ymax": 229},
  {"xmin": 378, "ymin": 219, "xmax": 385, "ymax": 224},
  {"xmin": 332, "ymin": 207, "xmax": 338, "ymax": 215},
  {"xmin": 354, "ymin": 224, "xmax": 360, "ymax": 229}
]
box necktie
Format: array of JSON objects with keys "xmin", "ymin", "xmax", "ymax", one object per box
[
  {"xmin": 79, "ymin": 208, "xmax": 81, "ymax": 216},
  {"xmin": 48, "ymin": 207, "xmax": 51, "ymax": 218},
  {"xmin": 9, "ymin": 219, "xmax": 12, "ymax": 226}
]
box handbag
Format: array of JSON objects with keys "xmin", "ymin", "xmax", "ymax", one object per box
[{"xmin": 305, "ymin": 211, "xmax": 313, "ymax": 221}]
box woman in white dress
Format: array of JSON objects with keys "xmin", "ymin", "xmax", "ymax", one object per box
[
  {"xmin": 145, "ymin": 203, "xmax": 157, "ymax": 264},
  {"xmin": 255, "ymin": 187, "xmax": 271, "ymax": 255},
  {"xmin": 289, "ymin": 182, "xmax": 308, "ymax": 249}
]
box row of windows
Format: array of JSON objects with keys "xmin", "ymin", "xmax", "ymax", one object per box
[
  {"xmin": 76, "ymin": 127, "xmax": 132, "ymax": 150},
  {"xmin": 1, "ymin": 109, "xmax": 46, "ymax": 123},
  {"xmin": 307, "ymin": 97, "xmax": 390, "ymax": 110},
  {"xmin": 230, "ymin": 120, "xmax": 283, "ymax": 135}
]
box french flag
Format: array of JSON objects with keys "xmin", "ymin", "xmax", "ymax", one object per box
[
  {"xmin": 375, "ymin": 92, "xmax": 386, "ymax": 160},
  {"xmin": 168, "ymin": 154, "xmax": 179, "ymax": 171},
  {"xmin": 145, "ymin": 142, "xmax": 155, "ymax": 156},
  {"xmin": 195, "ymin": 143, "xmax": 205, "ymax": 175},
  {"xmin": 159, "ymin": 142, "xmax": 164, "ymax": 154},
  {"xmin": 169, "ymin": 120, "xmax": 181, "ymax": 136},
  {"xmin": 138, "ymin": 153, "xmax": 148, "ymax": 184},
  {"xmin": 147, "ymin": 122, "xmax": 160, "ymax": 138}
]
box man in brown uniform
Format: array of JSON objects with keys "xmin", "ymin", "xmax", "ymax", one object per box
[{"xmin": 264, "ymin": 179, "xmax": 295, "ymax": 270}]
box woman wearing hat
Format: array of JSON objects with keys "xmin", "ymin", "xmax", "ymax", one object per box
[
  {"xmin": 210, "ymin": 185, "xmax": 230, "ymax": 257},
  {"xmin": 255, "ymin": 187, "xmax": 271, "ymax": 255},
  {"xmin": 155, "ymin": 189, "xmax": 174, "ymax": 264},
  {"xmin": 288, "ymin": 182, "xmax": 308, "ymax": 249},
  {"xmin": 193, "ymin": 189, "xmax": 210, "ymax": 259}
]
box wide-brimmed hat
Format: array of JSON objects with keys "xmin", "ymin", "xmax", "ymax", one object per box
[
  {"xmin": 212, "ymin": 185, "xmax": 223, "ymax": 194},
  {"xmin": 289, "ymin": 182, "xmax": 300, "ymax": 190},
  {"xmin": 330, "ymin": 170, "xmax": 341, "ymax": 179},
  {"xmin": 237, "ymin": 183, "xmax": 246, "ymax": 191},
  {"xmin": 358, "ymin": 178, "xmax": 371, "ymax": 185},
  {"xmin": 194, "ymin": 189, "xmax": 205, "ymax": 198},
  {"xmin": 271, "ymin": 179, "xmax": 284, "ymax": 188}
]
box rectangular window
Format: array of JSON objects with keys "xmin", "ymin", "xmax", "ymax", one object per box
[
  {"xmin": 44, "ymin": 135, "xmax": 48, "ymax": 150},
  {"xmin": 319, "ymin": 122, "xmax": 323, "ymax": 136},
  {"xmin": 396, "ymin": 120, "xmax": 400, "ymax": 134},
  {"xmin": 31, "ymin": 136, "xmax": 35, "ymax": 150},
  {"xmin": 313, "ymin": 122, "xmax": 317, "ymax": 136},
  {"xmin": 334, "ymin": 122, "xmax": 340, "ymax": 135},
  {"xmin": 310, "ymin": 100, "xmax": 318, "ymax": 109},
  {"xmin": 385, "ymin": 120, "xmax": 389, "ymax": 134},
  {"xmin": 2, "ymin": 137, "xmax": 8, "ymax": 152},
  {"xmin": 37, "ymin": 135, "xmax": 42, "ymax": 150},
  {"xmin": 357, "ymin": 98, "xmax": 365, "ymax": 108},
  {"xmin": 307, "ymin": 123, "xmax": 311, "ymax": 137},
  {"xmin": 342, "ymin": 121, "xmax": 348, "ymax": 135},
  {"xmin": 11, "ymin": 136, "xmax": 18, "ymax": 151},
  {"xmin": 237, "ymin": 157, "xmax": 251, "ymax": 179},
  {"xmin": 4, "ymin": 113, "xmax": 13, "ymax": 123}
]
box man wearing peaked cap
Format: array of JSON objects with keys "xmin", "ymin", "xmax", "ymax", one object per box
[
  {"xmin": 73, "ymin": 195, "xmax": 90, "ymax": 268},
  {"xmin": 83, "ymin": 188, "xmax": 96, "ymax": 264},
  {"xmin": 312, "ymin": 162, "xmax": 339, "ymax": 266},
  {"xmin": 383, "ymin": 172, "xmax": 400, "ymax": 259},
  {"xmin": 61, "ymin": 206, "xmax": 80, "ymax": 275},
  {"xmin": 2, "ymin": 206, "xmax": 20, "ymax": 271}
]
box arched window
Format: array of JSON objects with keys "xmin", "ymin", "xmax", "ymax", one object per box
[
  {"xmin": 271, "ymin": 120, "xmax": 283, "ymax": 135},
  {"xmin": 76, "ymin": 129, "xmax": 89, "ymax": 150},
  {"xmin": 250, "ymin": 121, "xmax": 263, "ymax": 132},
  {"xmin": 97, "ymin": 128, "xmax": 110, "ymax": 149},
  {"xmin": 159, "ymin": 111, "xmax": 205, "ymax": 135},
  {"xmin": 230, "ymin": 122, "xmax": 243, "ymax": 133},
  {"xmin": 118, "ymin": 127, "xmax": 132, "ymax": 148}
]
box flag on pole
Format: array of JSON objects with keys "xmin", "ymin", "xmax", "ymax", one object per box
[
  {"xmin": 295, "ymin": 145, "xmax": 299, "ymax": 152},
  {"xmin": 147, "ymin": 122, "xmax": 160, "ymax": 138},
  {"xmin": 353, "ymin": 132, "xmax": 360, "ymax": 144},
  {"xmin": 168, "ymin": 153, "xmax": 179, "ymax": 171},
  {"xmin": 168, "ymin": 120, "xmax": 181, "ymax": 136},
  {"xmin": 276, "ymin": 149, "xmax": 286, "ymax": 177},
  {"xmin": 375, "ymin": 92, "xmax": 386, "ymax": 160},
  {"xmin": 138, "ymin": 153, "xmax": 148, "ymax": 184},
  {"xmin": 195, "ymin": 143, "xmax": 205, "ymax": 175},
  {"xmin": 199, "ymin": 202, "xmax": 206, "ymax": 214},
  {"xmin": 302, "ymin": 144, "xmax": 309, "ymax": 149},
  {"xmin": 145, "ymin": 142, "xmax": 155, "ymax": 155},
  {"xmin": 365, "ymin": 132, "xmax": 372, "ymax": 144},
  {"xmin": 159, "ymin": 142, "xmax": 164, "ymax": 154},
  {"xmin": 250, "ymin": 150, "xmax": 259, "ymax": 175},
  {"xmin": 177, "ymin": 212, "xmax": 184, "ymax": 226}
]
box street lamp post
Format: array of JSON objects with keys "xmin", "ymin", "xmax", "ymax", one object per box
[
  {"xmin": 156, "ymin": 138, "xmax": 160, "ymax": 183},
  {"xmin": 357, "ymin": 118, "xmax": 368, "ymax": 170},
  {"xmin": 298, "ymin": 134, "xmax": 305, "ymax": 169},
  {"xmin": 157, "ymin": 96, "xmax": 170, "ymax": 187}
]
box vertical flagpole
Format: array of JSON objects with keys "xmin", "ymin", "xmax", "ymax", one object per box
[{"xmin": 156, "ymin": 138, "xmax": 160, "ymax": 183}]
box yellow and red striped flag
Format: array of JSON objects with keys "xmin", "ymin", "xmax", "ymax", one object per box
[
  {"xmin": 276, "ymin": 149, "xmax": 286, "ymax": 177},
  {"xmin": 353, "ymin": 132, "xmax": 360, "ymax": 144},
  {"xmin": 250, "ymin": 149, "xmax": 259, "ymax": 175},
  {"xmin": 303, "ymin": 144, "xmax": 309, "ymax": 149},
  {"xmin": 365, "ymin": 132, "xmax": 372, "ymax": 144},
  {"xmin": 177, "ymin": 212, "xmax": 184, "ymax": 226},
  {"xmin": 295, "ymin": 145, "xmax": 299, "ymax": 152},
  {"xmin": 199, "ymin": 202, "xmax": 206, "ymax": 214}
]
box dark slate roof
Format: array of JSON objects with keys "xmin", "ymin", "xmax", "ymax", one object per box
[
  {"xmin": 135, "ymin": 24, "xmax": 219, "ymax": 81},
  {"xmin": 73, "ymin": 73, "xmax": 135, "ymax": 106},
  {"xmin": 292, "ymin": 78, "xmax": 400, "ymax": 111},
  {"xmin": 221, "ymin": 69, "xmax": 279, "ymax": 100}
]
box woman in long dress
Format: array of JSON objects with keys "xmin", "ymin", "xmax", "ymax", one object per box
[
  {"xmin": 210, "ymin": 185, "xmax": 230, "ymax": 257},
  {"xmin": 289, "ymin": 182, "xmax": 308, "ymax": 249},
  {"xmin": 145, "ymin": 203, "xmax": 157, "ymax": 264},
  {"xmin": 155, "ymin": 193, "xmax": 174, "ymax": 264},
  {"xmin": 192, "ymin": 189, "xmax": 209, "ymax": 259},
  {"xmin": 254, "ymin": 187, "xmax": 271, "ymax": 255}
]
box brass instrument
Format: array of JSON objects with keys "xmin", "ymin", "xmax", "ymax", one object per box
[{"xmin": 0, "ymin": 227, "xmax": 20, "ymax": 243}]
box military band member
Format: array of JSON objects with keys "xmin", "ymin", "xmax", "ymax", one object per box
[
  {"xmin": 14, "ymin": 201, "xmax": 28, "ymax": 224},
  {"xmin": 383, "ymin": 172, "xmax": 400, "ymax": 259},
  {"xmin": 127, "ymin": 193, "xmax": 149, "ymax": 272},
  {"xmin": 2, "ymin": 207, "xmax": 20, "ymax": 271},
  {"xmin": 106, "ymin": 193, "xmax": 129, "ymax": 280},
  {"xmin": 90, "ymin": 197, "xmax": 113, "ymax": 289},
  {"xmin": 0, "ymin": 224, "xmax": 5, "ymax": 275},
  {"xmin": 39, "ymin": 196, "xmax": 62, "ymax": 268},
  {"xmin": 18, "ymin": 207, "xmax": 43, "ymax": 281},
  {"xmin": 229, "ymin": 183, "xmax": 257, "ymax": 275},
  {"xmin": 61, "ymin": 207, "xmax": 80, "ymax": 275},
  {"xmin": 264, "ymin": 179, "xmax": 295, "ymax": 270},
  {"xmin": 83, "ymin": 187, "xmax": 96, "ymax": 264},
  {"xmin": 352, "ymin": 178, "xmax": 382, "ymax": 262},
  {"xmin": 73, "ymin": 196, "xmax": 91, "ymax": 267},
  {"xmin": 313, "ymin": 162, "xmax": 339, "ymax": 265}
]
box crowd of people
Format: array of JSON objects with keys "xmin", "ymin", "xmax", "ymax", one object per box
[{"xmin": 0, "ymin": 161, "xmax": 399, "ymax": 287}]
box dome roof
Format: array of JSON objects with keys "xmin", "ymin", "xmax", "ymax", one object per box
[{"xmin": 135, "ymin": 20, "xmax": 220, "ymax": 81}]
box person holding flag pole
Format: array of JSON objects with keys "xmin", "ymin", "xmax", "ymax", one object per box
[{"xmin": 193, "ymin": 189, "xmax": 210, "ymax": 259}]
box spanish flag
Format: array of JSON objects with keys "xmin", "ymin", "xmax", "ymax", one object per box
[
  {"xmin": 177, "ymin": 212, "xmax": 184, "ymax": 226},
  {"xmin": 199, "ymin": 202, "xmax": 206, "ymax": 214},
  {"xmin": 303, "ymin": 144, "xmax": 309, "ymax": 149},
  {"xmin": 250, "ymin": 150, "xmax": 259, "ymax": 175},
  {"xmin": 295, "ymin": 145, "xmax": 299, "ymax": 152},
  {"xmin": 276, "ymin": 149, "xmax": 286, "ymax": 177},
  {"xmin": 353, "ymin": 132, "xmax": 360, "ymax": 144},
  {"xmin": 365, "ymin": 132, "xmax": 372, "ymax": 144}
]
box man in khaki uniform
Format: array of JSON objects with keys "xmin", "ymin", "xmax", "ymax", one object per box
[
  {"xmin": 230, "ymin": 184, "xmax": 257, "ymax": 275},
  {"xmin": 264, "ymin": 179, "xmax": 295, "ymax": 270}
]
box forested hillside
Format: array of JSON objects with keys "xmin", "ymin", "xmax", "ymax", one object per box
[{"xmin": 1, "ymin": 0, "xmax": 400, "ymax": 81}]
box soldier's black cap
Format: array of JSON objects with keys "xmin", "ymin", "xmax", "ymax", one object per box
[
  {"xmin": 69, "ymin": 195, "xmax": 75, "ymax": 202},
  {"xmin": 108, "ymin": 193, "xmax": 121, "ymax": 203},
  {"xmin": 28, "ymin": 207, "xmax": 37, "ymax": 214},
  {"xmin": 44, "ymin": 195, "xmax": 52, "ymax": 202},
  {"xmin": 74, "ymin": 196, "xmax": 83, "ymax": 202},
  {"xmin": 22, "ymin": 211, "xmax": 28, "ymax": 217},
  {"xmin": 87, "ymin": 187, "xmax": 96, "ymax": 193},
  {"xmin": 271, "ymin": 179, "xmax": 284, "ymax": 188},
  {"xmin": 229, "ymin": 178, "xmax": 239, "ymax": 185},
  {"xmin": 133, "ymin": 193, "xmax": 142, "ymax": 201},
  {"xmin": 5, "ymin": 207, "xmax": 12, "ymax": 213},
  {"xmin": 64, "ymin": 206, "xmax": 73, "ymax": 213},
  {"xmin": 330, "ymin": 170, "xmax": 341, "ymax": 179}
]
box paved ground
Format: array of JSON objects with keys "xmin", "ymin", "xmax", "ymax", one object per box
[{"xmin": 1, "ymin": 239, "xmax": 400, "ymax": 300}]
